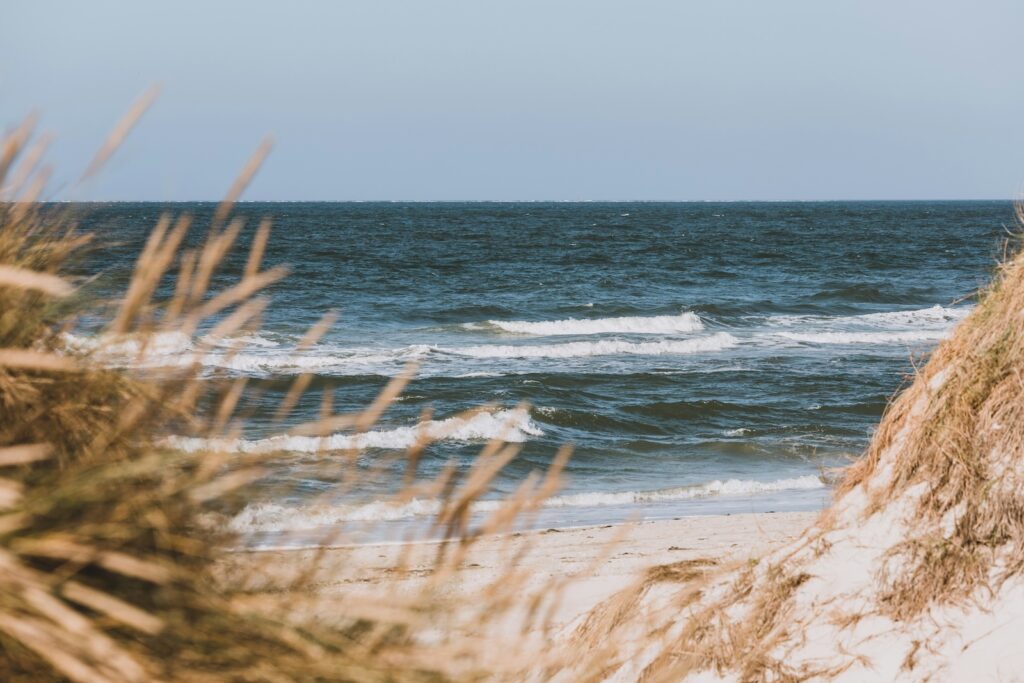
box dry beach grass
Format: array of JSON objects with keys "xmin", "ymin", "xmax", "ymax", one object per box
[
  {"xmin": 0, "ymin": 110, "xmax": 596, "ymax": 681},
  {"xmin": 5, "ymin": 98, "xmax": 1024, "ymax": 682},
  {"xmin": 546, "ymin": 216, "xmax": 1024, "ymax": 681}
]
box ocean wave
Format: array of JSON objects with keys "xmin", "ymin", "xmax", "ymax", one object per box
[
  {"xmin": 773, "ymin": 330, "xmax": 948, "ymax": 345},
  {"xmin": 542, "ymin": 475, "xmax": 825, "ymax": 507},
  {"xmin": 758, "ymin": 305, "xmax": 970, "ymax": 346},
  {"xmin": 191, "ymin": 345, "xmax": 432, "ymax": 374},
  {"xmin": 63, "ymin": 331, "xmax": 286, "ymax": 363},
  {"xmin": 165, "ymin": 408, "xmax": 542, "ymax": 454},
  {"xmin": 766, "ymin": 305, "xmax": 969, "ymax": 329},
  {"xmin": 230, "ymin": 499, "xmax": 442, "ymax": 529},
  {"xmin": 64, "ymin": 330, "xmax": 192, "ymax": 357},
  {"xmin": 228, "ymin": 475, "xmax": 826, "ymax": 532},
  {"xmin": 63, "ymin": 305, "xmax": 963, "ymax": 376},
  {"xmin": 440, "ymin": 333, "xmax": 737, "ymax": 359},
  {"xmin": 471, "ymin": 311, "xmax": 704, "ymax": 336},
  {"xmin": 846, "ymin": 304, "xmax": 970, "ymax": 326},
  {"xmin": 64, "ymin": 331, "xmax": 736, "ymax": 374},
  {"xmin": 65, "ymin": 331, "xmax": 431, "ymax": 375}
]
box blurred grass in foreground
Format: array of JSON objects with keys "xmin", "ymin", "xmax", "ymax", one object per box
[{"xmin": 0, "ymin": 103, "xmax": 585, "ymax": 682}]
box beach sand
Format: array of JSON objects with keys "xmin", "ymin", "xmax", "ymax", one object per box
[{"xmin": 219, "ymin": 510, "xmax": 817, "ymax": 634}]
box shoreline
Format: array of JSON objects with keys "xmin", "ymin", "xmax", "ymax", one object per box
[
  {"xmin": 227, "ymin": 502, "xmax": 826, "ymax": 553},
  {"xmin": 218, "ymin": 509, "xmax": 818, "ymax": 631},
  {"xmin": 227, "ymin": 483, "xmax": 832, "ymax": 552}
]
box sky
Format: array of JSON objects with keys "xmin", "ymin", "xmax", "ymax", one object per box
[{"xmin": 2, "ymin": 1, "xmax": 1023, "ymax": 201}]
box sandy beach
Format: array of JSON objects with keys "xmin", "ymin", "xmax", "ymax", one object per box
[{"xmin": 219, "ymin": 510, "xmax": 817, "ymax": 631}]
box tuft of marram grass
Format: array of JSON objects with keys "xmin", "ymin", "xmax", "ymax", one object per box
[
  {"xmin": 0, "ymin": 117, "xmax": 411, "ymax": 683},
  {"xmin": 0, "ymin": 111, "xmax": 581, "ymax": 682},
  {"xmin": 837, "ymin": 223, "xmax": 1024, "ymax": 618}
]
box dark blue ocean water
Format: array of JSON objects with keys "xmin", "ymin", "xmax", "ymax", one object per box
[{"xmin": 77, "ymin": 201, "xmax": 1013, "ymax": 544}]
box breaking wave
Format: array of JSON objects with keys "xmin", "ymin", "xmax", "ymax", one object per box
[
  {"xmin": 762, "ymin": 305, "xmax": 970, "ymax": 346},
  {"xmin": 440, "ymin": 332, "xmax": 737, "ymax": 359},
  {"xmin": 767, "ymin": 305, "xmax": 970, "ymax": 329},
  {"xmin": 61, "ymin": 306, "xmax": 967, "ymax": 373},
  {"xmin": 773, "ymin": 330, "xmax": 949, "ymax": 345},
  {"xmin": 228, "ymin": 475, "xmax": 826, "ymax": 532},
  {"xmin": 165, "ymin": 408, "xmax": 542, "ymax": 454},
  {"xmin": 841, "ymin": 304, "xmax": 971, "ymax": 326},
  {"xmin": 64, "ymin": 331, "xmax": 734, "ymax": 374},
  {"xmin": 63, "ymin": 331, "xmax": 288, "ymax": 364},
  {"xmin": 471, "ymin": 311, "xmax": 704, "ymax": 336}
]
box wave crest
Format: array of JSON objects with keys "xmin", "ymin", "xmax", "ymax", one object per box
[
  {"xmin": 775, "ymin": 330, "xmax": 947, "ymax": 345},
  {"xmin": 442, "ymin": 332, "xmax": 737, "ymax": 359},
  {"xmin": 768, "ymin": 305, "xmax": 969, "ymax": 329},
  {"xmin": 474, "ymin": 311, "xmax": 704, "ymax": 336},
  {"xmin": 229, "ymin": 475, "xmax": 826, "ymax": 532},
  {"xmin": 165, "ymin": 408, "xmax": 542, "ymax": 454}
]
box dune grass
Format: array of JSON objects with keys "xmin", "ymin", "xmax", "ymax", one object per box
[
  {"xmin": 841, "ymin": 214, "xmax": 1024, "ymax": 619},
  {"xmin": 0, "ymin": 110, "xmax": 580, "ymax": 682},
  {"xmin": 549, "ymin": 207, "xmax": 1024, "ymax": 681}
]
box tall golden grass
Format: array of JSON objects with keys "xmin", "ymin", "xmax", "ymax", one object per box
[{"xmin": 0, "ymin": 106, "xmax": 583, "ymax": 681}]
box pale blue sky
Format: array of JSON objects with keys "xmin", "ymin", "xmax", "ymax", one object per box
[{"xmin": 2, "ymin": 1, "xmax": 1022, "ymax": 200}]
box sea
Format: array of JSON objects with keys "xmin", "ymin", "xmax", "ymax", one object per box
[{"xmin": 75, "ymin": 201, "xmax": 1014, "ymax": 547}]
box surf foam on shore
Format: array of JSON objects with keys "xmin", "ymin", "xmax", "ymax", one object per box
[{"xmin": 227, "ymin": 475, "xmax": 825, "ymax": 533}]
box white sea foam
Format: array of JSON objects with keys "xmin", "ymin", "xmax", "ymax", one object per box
[
  {"xmin": 65, "ymin": 330, "xmax": 431, "ymax": 375},
  {"xmin": 761, "ymin": 305, "xmax": 970, "ymax": 346},
  {"xmin": 222, "ymin": 334, "xmax": 281, "ymax": 349},
  {"xmin": 165, "ymin": 408, "xmax": 542, "ymax": 454},
  {"xmin": 63, "ymin": 331, "xmax": 286, "ymax": 365},
  {"xmin": 767, "ymin": 305, "xmax": 970, "ymax": 329},
  {"xmin": 191, "ymin": 345, "xmax": 432, "ymax": 374},
  {"xmin": 845, "ymin": 304, "xmax": 970, "ymax": 326},
  {"xmin": 475, "ymin": 311, "xmax": 704, "ymax": 336},
  {"xmin": 441, "ymin": 332, "xmax": 737, "ymax": 359},
  {"xmin": 541, "ymin": 475, "xmax": 824, "ymax": 507},
  {"xmin": 66, "ymin": 331, "xmax": 737, "ymax": 374},
  {"xmin": 64, "ymin": 305, "xmax": 964, "ymax": 376},
  {"xmin": 228, "ymin": 475, "xmax": 825, "ymax": 532},
  {"xmin": 774, "ymin": 330, "xmax": 948, "ymax": 345},
  {"xmin": 63, "ymin": 330, "xmax": 193, "ymax": 357},
  {"xmin": 230, "ymin": 499, "xmax": 443, "ymax": 529}
]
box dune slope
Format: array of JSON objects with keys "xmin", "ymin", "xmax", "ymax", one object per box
[{"xmin": 561, "ymin": 234, "xmax": 1024, "ymax": 682}]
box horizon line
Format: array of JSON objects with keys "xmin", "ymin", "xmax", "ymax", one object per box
[{"xmin": 40, "ymin": 197, "xmax": 1020, "ymax": 204}]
